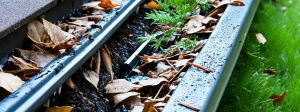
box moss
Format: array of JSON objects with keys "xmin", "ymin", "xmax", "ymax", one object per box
[{"xmin": 218, "ymin": 0, "xmax": 300, "ymax": 111}]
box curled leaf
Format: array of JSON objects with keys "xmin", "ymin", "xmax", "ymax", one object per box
[
  {"xmin": 45, "ymin": 106, "xmax": 73, "ymax": 112},
  {"xmin": 230, "ymin": 1, "xmax": 245, "ymax": 6},
  {"xmin": 101, "ymin": 44, "xmax": 114, "ymax": 80},
  {"xmin": 66, "ymin": 78, "xmax": 77, "ymax": 90},
  {"xmin": 17, "ymin": 49, "xmax": 59, "ymax": 68},
  {"xmin": 139, "ymin": 78, "xmax": 168, "ymax": 86},
  {"xmin": 0, "ymin": 72, "xmax": 25, "ymax": 100},
  {"xmin": 27, "ymin": 20, "xmax": 49, "ymax": 44},
  {"xmin": 105, "ymin": 79, "xmax": 137, "ymax": 93},
  {"xmin": 83, "ymin": 70, "xmax": 99, "ymax": 89},
  {"xmin": 111, "ymin": 92, "xmax": 140, "ymax": 107},
  {"xmin": 266, "ymin": 91, "xmax": 287, "ymax": 106}
]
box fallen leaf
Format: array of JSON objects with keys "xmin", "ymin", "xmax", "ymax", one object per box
[
  {"xmin": 155, "ymin": 62, "xmax": 170, "ymax": 73},
  {"xmin": 99, "ymin": 0, "xmax": 117, "ymax": 9},
  {"xmin": 266, "ymin": 91, "xmax": 287, "ymax": 106},
  {"xmin": 111, "ymin": 92, "xmax": 140, "ymax": 107},
  {"xmin": 177, "ymin": 100, "xmax": 200, "ymax": 111},
  {"xmin": 79, "ymin": 1, "xmax": 106, "ymax": 10},
  {"xmin": 45, "ymin": 106, "xmax": 73, "ymax": 112},
  {"xmin": 206, "ymin": 4, "xmax": 227, "ymax": 17},
  {"xmin": 83, "ymin": 70, "xmax": 99, "ymax": 89},
  {"xmin": 182, "ymin": 15, "xmax": 206, "ymax": 34},
  {"xmin": 27, "ymin": 20, "xmax": 50, "ymax": 44},
  {"xmin": 139, "ymin": 78, "xmax": 168, "ymax": 86},
  {"xmin": 143, "ymin": 1, "xmax": 162, "ymax": 10},
  {"xmin": 105, "ymin": 79, "xmax": 134, "ymax": 93},
  {"xmin": 0, "ymin": 72, "xmax": 25, "ymax": 100},
  {"xmin": 148, "ymin": 107, "xmax": 159, "ymax": 112},
  {"xmin": 263, "ymin": 68, "xmax": 276, "ymax": 74},
  {"xmin": 101, "ymin": 44, "xmax": 114, "ymax": 80},
  {"xmin": 66, "ymin": 78, "xmax": 77, "ymax": 90},
  {"xmin": 42, "ymin": 18, "xmax": 75, "ymax": 45},
  {"xmin": 71, "ymin": 26, "xmax": 90, "ymax": 38},
  {"xmin": 159, "ymin": 70, "xmax": 174, "ymax": 80},
  {"xmin": 153, "ymin": 102, "xmax": 166, "ymax": 108},
  {"xmin": 68, "ymin": 19, "xmax": 95, "ymax": 28},
  {"xmin": 110, "ymin": 0, "xmax": 122, "ymax": 6},
  {"xmin": 74, "ymin": 15, "xmax": 104, "ymax": 21},
  {"xmin": 230, "ymin": 1, "xmax": 245, "ymax": 6},
  {"xmin": 255, "ymin": 33, "xmax": 266, "ymax": 44},
  {"xmin": 121, "ymin": 95, "xmax": 143, "ymax": 109},
  {"xmin": 144, "ymin": 53, "xmax": 165, "ymax": 59},
  {"xmin": 142, "ymin": 99, "xmax": 156, "ymax": 112},
  {"xmin": 130, "ymin": 106, "xmax": 144, "ymax": 112},
  {"xmin": 174, "ymin": 59, "xmax": 193, "ymax": 68},
  {"xmin": 17, "ymin": 49, "xmax": 59, "ymax": 68}
]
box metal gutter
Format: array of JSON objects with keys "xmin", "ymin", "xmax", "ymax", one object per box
[
  {"xmin": 0, "ymin": 0, "xmax": 144, "ymax": 111},
  {"xmin": 163, "ymin": 0, "xmax": 260, "ymax": 111}
]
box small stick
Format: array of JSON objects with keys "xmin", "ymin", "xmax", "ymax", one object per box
[
  {"xmin": 168, "ymin": 64, "xmax": 189, "ymax": 84},
  {"xmin": 154, "ymin": 84, "xmax": 165, "ymax": 99},
  {"xmin": 165, "ymin": 58, "xmax": 178, "ymax": 72},
  {"xmin": 90, "ymin": 55, "xmax": 95, "ymax": 69},
  {"xmin": 176, "ymin": 100, "xmax": 200, "ymax": 111},
  {"xmin": 187, "ymin": 62, "xmax": 211, "ymax": 73}
]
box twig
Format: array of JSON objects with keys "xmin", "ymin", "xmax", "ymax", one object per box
[
  {"xmin": 168, "ymin": 64, "xmax": 189, "ymax": 84},
  {"xmin": 177, "ymin": 100, "xmax": 200, "ymax": 111},
  {"xmin": 165, "ymin": 58, "xmax": 178, "ymax": 72},
  {"xmin": 154, "ymin": 84, "xmax": 165, "ymax": 99},
  {"xmin": 187, "ymin": 62, "xmax": 211, "ymax": 73},
  {"xmin": 90, "ymin": 55, "xmax": 95, "ymax": 69}
]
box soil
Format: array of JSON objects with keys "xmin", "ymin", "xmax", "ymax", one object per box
[{"xmin": 48, "ymin": 8, "xmax": 157, "ymax": 112}]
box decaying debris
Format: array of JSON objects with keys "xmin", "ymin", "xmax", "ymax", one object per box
[
  {"xmin": 266, "ymin": 91, "xmax": 287, "ymax": 106},
  {"xmin": 263, "ymin": 68, "xmax": 276, "ymax": 74}
]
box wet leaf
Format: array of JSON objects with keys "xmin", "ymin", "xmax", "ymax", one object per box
[
  {"xmin": 27, "ymin": 20, "xmax": 49, "ymax": 43},
  {"xmin": 83, "ymin": 70, "xmax": 99, "ymax": 89},
  {"xmin": 255, "ymin": 33, "xmax": 266, "ymax": 44},
  {"xmin": 143, "ymin": 1, "xmax": 162, "ymax": 10},
  {"xmin": 105, "ymin": 79, "xmax": 135, "ymax": 93},
  {"xmin": 139, "ymin": 78, "xmax": 168, "ymax": 86},
  {"xmin": 45, "ymin": 106, "xmax": 73, "ymax": 112},
  {"xmin": 0, "ymin": 72, "xmax": 25, "ymax": 100},
  {"xmin": 230, "ymin": 1, "xmax": 245, "ymax": 6},
  {"xmin": 111, "ymin": 92, "xmax": 140, "ymax": 107},
  {"xmin": 42, "ymin": 18, "xmax": 75, "ymax": 45},
  {"xmin": 101, "ymin": 44, "xmax": 114, "ymax": 80},
  {"xmin": 266, "ymin": 91, "xmax": 287, "ymax": 106},
  {"xmin": 263, "ymin": 68, "xmax": 276, "ymax": 74},
  {"xmin": 99, "ymin": 0, "xmax": 117, "ymax": 9},
  {"xmin": 17, "ymin": 49, "xmax": 59, "ymax": 68}
]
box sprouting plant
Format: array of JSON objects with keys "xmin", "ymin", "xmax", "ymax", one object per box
[
  {"xmin": 175, "ymin": 35, "xmax": 198, "ymax": 53},
  {"xmin": 196, "ymin": 0, "xmax": 211, "ymax": 12}
]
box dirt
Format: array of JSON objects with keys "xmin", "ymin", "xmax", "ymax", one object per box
[{"xmin": 48, "ymin": 8, "xmax": 157, "ymax": 112}]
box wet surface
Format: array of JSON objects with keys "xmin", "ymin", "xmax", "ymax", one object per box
[{"xmin": 49, "ymin": 8, "xmax": 157, "ymax": 112}]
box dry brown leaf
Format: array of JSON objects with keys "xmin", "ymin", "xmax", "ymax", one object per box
[
  {"xmin": 266, "ymin": 91, "xmax": 287, "ymax": 106},
  {"xmin": 143, "ymin": 1, "xmax": 162, "ymax": 10},
  {"xmin": 105, "ymin": 79, "xmax": 134, "ymax": 93},
  {"xmin": 206, "ymin": 4, "xmax": 227, "ymax": 17},
  {"xmin": 159, "ymin": 70, "xmax": 174, "ymax": 80},
  {"xmin": 255, "ymin": 33, "xmax": 266, "ymax": 44},
  {"xmin": 148, "ymin": 107, "xmax": 159, "ymax": 112},
  {"xmin": 101, "ymin": 44, "xmax": 114, "ymax": 80},
  {"xmin": 121, "ymin": 95, "xmax": 143, "ymax": 109},
  {"xmin": 153, "ymin": 102, "xmax": 166, "ymax": 108},
  {"xmin": 130, "ymin": 106, "xmax": 144, "ymax": 112},
  {"xmin": 263, "ymin": 68, "xmax": 276, "ymax": 74},
  {"xmin": 27, "ymin": 20, "xmax": 49, "ymax": 43},
  {"xmin": 155, "ymin": 62, "xmax": 170, "ymax": 73},
  {"xmin": 80, "ymin": 1, "xmax": 105, "ymax": 10},
  {"xmin": 174, "ymin": 59, "xmax": 193, "ymax": 68},
  {"xmin": 111, "ymin": 92, "xmax": 140, "ymax": 107},
  {"xmin": 139, "ymin": 78, "xmax": 168, "ymax": 86},
  {"xmin": 230, "ymin": 1, "xmax": 245, "ymax": 6},
  {"xmin": 42, "ymin": 18, "xmax": 75, "ymax": 45},
  {"xmin": 45, "ymin": 106, "xmax": 73, "ymax": 112},
  {"xmin": 71, "ymin": 26, "xmax": 90, "ymax": 38},
  {"xmin": 182, "ymin": 15, "xmax": 205, "ymax": 34},
  {"xmin": 68, "ymin": 19, "xmax": 95, "ymax": 28},
  {"xmin": 99, "ymin": 0, "xmax": 117, "ymax": 9},
  {"xmin": 17, "ymin": 49, "xmax": 59, "ymax": 68},
  {"xmin": 75, "ymin": 15, "xmax": 104, "ymax": 21},
  {"xmin": 0, "ymin": 72, "xmax": 25, "ymax": 100},
  {"xmin": 66, "ymin": 78, "xmax": 77, "ymax": 90},
  {"xmin": 83, "ymin": 70, "xmax": 99, "ymax": 89},
  {"xmin": 31, "ymin": 44, "xmax": 45, "ymax": 52},
  {"xmin": 142, "ymin": 99, "xmax": 155, "ymax": 112},
  {"xmin": 95, "ymin": 50, "xmax": 101, "ymax": 74}
]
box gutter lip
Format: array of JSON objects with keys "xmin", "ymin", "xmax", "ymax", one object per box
[{"xmin": 0, "ymin": 0, "xmax": 145, "ymax": 111}]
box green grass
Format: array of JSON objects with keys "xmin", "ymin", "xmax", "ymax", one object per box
[{"xmin": 218, "ymin": 0, "xmax": 300, "ymax": 111}]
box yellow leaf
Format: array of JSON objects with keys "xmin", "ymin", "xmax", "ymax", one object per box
[
  {"xmin": 45, "ymin": 106, "xmax": 73, "ymax": 112},
  {"xmin": 145, "ymin": 1, "xmax": 162, "ymax": 10}
]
